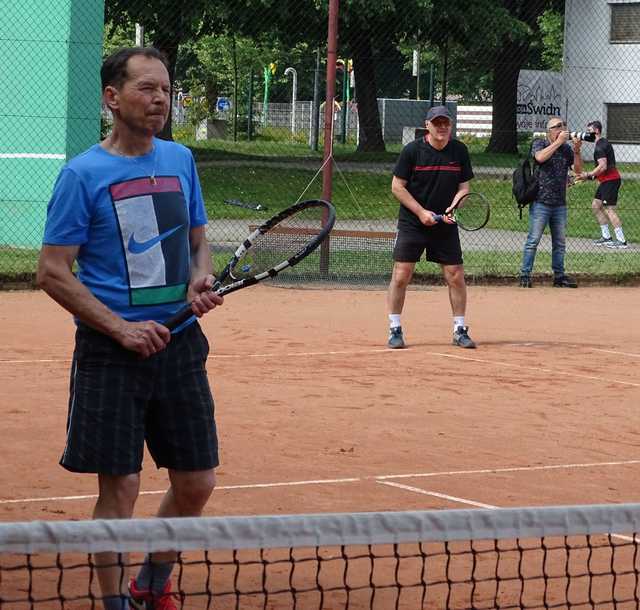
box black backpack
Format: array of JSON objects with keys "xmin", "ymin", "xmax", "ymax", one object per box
[{"xmin": 512, "ymin": 153, "xmax": 539, "ymax": 218}]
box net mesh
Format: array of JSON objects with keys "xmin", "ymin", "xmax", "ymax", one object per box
[{"xmin": 1, "ymin": 504, "xmax": 639, "ymax": 609}]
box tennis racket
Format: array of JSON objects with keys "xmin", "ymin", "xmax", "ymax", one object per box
[
  {"xmin": 433, "ymin": 192, "xmax": 490, "ymax": 231},
  {"xmin": 223, "ymin": 198, "xmax": 267, "ymax": 211},
  {"xmin": 165, "ymin": 199, "xmax": 336, "ymax": 330}
]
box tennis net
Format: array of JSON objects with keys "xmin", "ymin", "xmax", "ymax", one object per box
[{"xmin": 1, "ymin": 503, "xmax": 639, "ymax": 609}]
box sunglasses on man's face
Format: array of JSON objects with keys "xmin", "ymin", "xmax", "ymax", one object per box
[{"xmin": 549, "ymin": 122, "xmax": 566, "ymax": 130}]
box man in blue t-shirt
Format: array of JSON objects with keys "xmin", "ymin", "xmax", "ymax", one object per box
[
  {"xmin": 37, "ymin": 47, "xmax": 223, "ymax": 610},
  {"xmin": 519, "ymin": 117, "xmax": 583, "ymax": 288}
]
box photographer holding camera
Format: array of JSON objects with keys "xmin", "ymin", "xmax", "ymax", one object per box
[
  {"xmin": 578, "ymin": 120, "xmax": 627, "ymax": 249},
  {"xmin": 519, "ymin": 117, "xmax": 582, "ymax": 288}
]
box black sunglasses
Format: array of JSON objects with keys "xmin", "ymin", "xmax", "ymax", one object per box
[{"xmin": 549, "ymin": 122, "xmax": 566, "ymax": 129}]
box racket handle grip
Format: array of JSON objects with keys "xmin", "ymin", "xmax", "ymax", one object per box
[
  {"xmin": 163, "ymin": 304, "xmax": 193, "ymax": 331},
  {"xmin": 432, "ymin": 214, "xmax": 444, "ymax": 223}
]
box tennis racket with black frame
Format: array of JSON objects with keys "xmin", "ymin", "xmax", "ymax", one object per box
[
  {"xmin": 165, "ymin": 199, "xmax": 336, "ymax": 331},
  {"xmin": 433, "ymin": 191, "xmax": 490, "ymax": 231}
]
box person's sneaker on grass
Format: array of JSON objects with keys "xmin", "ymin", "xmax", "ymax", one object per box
[
  {"xmin": 593, "ymin": 236, "xmax": 613, "ymax": 246},
  {"xmin": 606, "ymin": 239, "xmax": 628, "ymax": 249},
  {"xmin": 129, "ymin": 578, "xmax": 178, "ymax": 610},
  {"xmin": 452, "ymin": 326, "xmax": 476, "ymax": 349},
  {"xmin": 388, "ymin": 326, "xmax": 405, "ymax": 349},
  {"xmin": 553, "ymin": 275, "xmax": 578, "ymax": 288}
]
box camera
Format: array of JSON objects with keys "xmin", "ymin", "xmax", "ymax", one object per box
[{"xmin": 570, "ymin": 131, "xmax": 596, "ymax": 142}]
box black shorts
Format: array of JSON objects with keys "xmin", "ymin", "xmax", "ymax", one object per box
[
  {"xmin": 595, "ymin": 179, "xmax": 621, "ymax": 206},
  {"xmin": 61, "ymin": 321, "xmax": 219, "ymax": 475},
  {"xmin": 392, "ymin": 223, "xmax": 463, "ymax": 265}
]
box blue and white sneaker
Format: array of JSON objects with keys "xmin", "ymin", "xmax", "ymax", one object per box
[
  {"xmin": 453, "ymin": 326, "xmax": 476, "ymax": 349},
  {"xmin": 388, "ymin": 326, "xmax": 406, "ymax": 349}
]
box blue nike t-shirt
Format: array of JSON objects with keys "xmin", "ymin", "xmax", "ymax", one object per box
[{"xmin": 42, "ymin": 138, "xmax": 208, "ymax": 325}]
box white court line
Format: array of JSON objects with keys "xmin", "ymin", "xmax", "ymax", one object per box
[
  {"xmin": 374, "ymin": 460, "xmax": 640, "ymax": 480},
  {"xmin": 424, "ymin": 351, "xmax": 640, "ymax": 388},
  {"xmin": 1, "ymin": 347, "xmax": 638, "ymax": 387},
  {"xmin": 2, "ymin": 460, "xmax": 639, "ymax": 506},
  {"xmin": 0, "ymin": 153, "xmax": 66, "ymax": 159},
  {"xmin": 592, "ymin": 348, "xmax": 640, "ymax": 358},
  {"xmin": 377, "ymin": 481, "xmax": 636, "ymax": 543},
  {"xmin": 0, "ymin": 477, "xmax": 360, "ymax": 505},
  {"xmin": 377, "ymin": 481, "xmax": 497, "ymax": 509}
]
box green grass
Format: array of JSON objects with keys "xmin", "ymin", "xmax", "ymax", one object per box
[{"xmin": 2, "ymin": 131, "xmax": 639, "ymax": 286}]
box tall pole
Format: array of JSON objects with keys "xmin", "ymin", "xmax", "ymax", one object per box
[
  {"xmin": 310, "ymin": 48, "xmax": 321, "ymax": 151},
  {"xmin": 340, "ymin": 65, "xmax": 348, "ymax": 144},
  {"xmin": 284, "ymin": 67, "xmax": 298, "ymax": 134},
  {"xmin": 247, "ymin": 70, "xmax": 254, "ymax": 141},
  {"xmin": 322, "ymin": 0, "xmax": 339, "ymax": 204},
  {"xmin": 321, "ymin": 0, "xmax": 339, "ymax": 275}
]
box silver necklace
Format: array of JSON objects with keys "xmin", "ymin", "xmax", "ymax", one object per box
[{"xmin": 111, "ymin": 143, "xmax": 157, "ymax": 185}]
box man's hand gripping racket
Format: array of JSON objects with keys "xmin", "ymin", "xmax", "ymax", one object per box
[
  {"xmin": 433, "ymin": 191, "xmax": 491, "ymax": 232},
  {"xmin": 164, "ymin": 199, "xmax": 336, "ymax": 331}
]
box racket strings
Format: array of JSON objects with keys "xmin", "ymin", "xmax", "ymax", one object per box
[
  {"xmin": 227, "ymin": 207, "xmax": 328, "ymax": 281},
  {"xmin": 454, "ymin": 194, "xmax": 490, "ymax": 230}
]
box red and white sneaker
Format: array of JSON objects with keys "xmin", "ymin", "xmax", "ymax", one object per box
[{"xmin": 129, "ymin": 577, "xmax": 178, "ymax": 610}]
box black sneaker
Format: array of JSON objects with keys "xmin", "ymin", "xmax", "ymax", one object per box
[
  {"xmin": 553, "ymin": 275, "xmax": 578, "ymax": 288},
  {"xmin": 593, "ymin": 236, "xmax": 613, "ymax": 246},
  {"xmin": 519, "ymin": 276, "xmax": 532, "ymax": 288},
  {"xmin": 452, "ymin": 326, "xmax": 476, "ymax": 349},
  {"xmin": 388, "ymin": 326, "xmax": 406, "ymax": 349}
]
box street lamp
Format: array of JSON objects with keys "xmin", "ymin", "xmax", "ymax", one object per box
[{"xmin": 284, "ymin": 67, "xmax": 297, "ymax": 134}]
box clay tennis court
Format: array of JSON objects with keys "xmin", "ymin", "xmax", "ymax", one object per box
[{"xmin": 1, "ymin": 284, "xmax": 638, "ymax": 525}]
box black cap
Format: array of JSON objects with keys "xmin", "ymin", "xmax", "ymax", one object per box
[{"xmin": 425, "ymin": 105, "xmax": 452, "ymax": 122}]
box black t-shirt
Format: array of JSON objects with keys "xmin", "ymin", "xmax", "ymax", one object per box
[
  {"xmin": 393, "ymin": 137, "xmax": 474, "ymax": 229},
  {"xmin": 594, "ymin": 137, "xmax": 616, "ymax": 167},
  {"xmin": 593, "ymin": 137, "xmax": 620, "ymax": 181}
]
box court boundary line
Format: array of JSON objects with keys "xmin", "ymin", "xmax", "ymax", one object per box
[
  {"xmin": 2, "ymin": 459, "xmax": 638, "ymax": 506},
  {"xmin": 376, "ymin": 480, "xmax": 636, "ymax": 542},
  {"xmin": 1, "ymin": 345, "xmax": 638, "ymax": 387}
]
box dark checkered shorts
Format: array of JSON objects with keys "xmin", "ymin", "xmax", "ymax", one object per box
[{"xmin": 60, "ymin": 321, "xmax": 219, "ymax": 475}]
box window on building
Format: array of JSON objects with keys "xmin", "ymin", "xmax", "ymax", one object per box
[
  {"xmin": 610, "ymin": 2, "xmax": 640, "ymax": 43},
  {"xmin": 607, "ymin": 104, "xmax": 640, "ymax": 143}
]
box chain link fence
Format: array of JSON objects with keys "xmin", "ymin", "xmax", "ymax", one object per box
[{"xmin": 1, "ymin": 0, "xmax": 639, "ymax": 288}]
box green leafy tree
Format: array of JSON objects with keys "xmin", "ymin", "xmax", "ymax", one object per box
[{"xmin": 537, "ymin": 9, "xmax": 564, "ymax": 71}]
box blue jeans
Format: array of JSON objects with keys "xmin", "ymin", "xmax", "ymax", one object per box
[{"xmin": 520, "ymin": 202, "xmax": 567, "ymax": 278}]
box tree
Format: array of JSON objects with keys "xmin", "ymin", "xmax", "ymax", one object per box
[
  {"xmin": 486, "ymin": 0, "xmax": 564, "ymax": 154},
  {"xmin": 105, "ymin": 0, "xmax": 219, "ymax": 140}
]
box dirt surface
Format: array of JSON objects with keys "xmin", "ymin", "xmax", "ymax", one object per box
[{"xmin": 1, "ymin": 285, "xmax": 638, "ymax": 608}]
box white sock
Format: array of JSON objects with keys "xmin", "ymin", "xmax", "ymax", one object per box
[
  {"xmin": 600, "ymin": 224, "xmax": 611, "ymax": 239},
  {"xmin": 614, "ymin": 226, "xmax": 626, "ymax": 242},
  {"xmin": 389, "ymin": 314, "xmax": 401, "ymax": 329},
  {"xmin": 453, "ymin": 316, "xmax": 465, "ymax": 331}
]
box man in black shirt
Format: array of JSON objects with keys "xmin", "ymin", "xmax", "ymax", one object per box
[
  {"xmin": 578, "ymin": 120, "xmax": 627, "ymax": 249},
  {"xmin": 386, "ymin": 105, "xmax": 475, "ymax": 349}
]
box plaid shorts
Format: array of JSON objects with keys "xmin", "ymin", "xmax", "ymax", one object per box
[{"xmin": 60, "ymin": 321, "xmax": 219, "ymax": 475}]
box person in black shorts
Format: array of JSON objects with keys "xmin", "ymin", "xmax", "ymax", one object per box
[
  {"xmin": 386, "ymin": 105, "xmax": 475, "ymax": 350},
  {"xmin": 578, "ymin": 120, "xmax": 628, "ymax": 249},
  {"xmin": 37, "ymin": 48, "xmax": 223, "ymax": 610}
]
